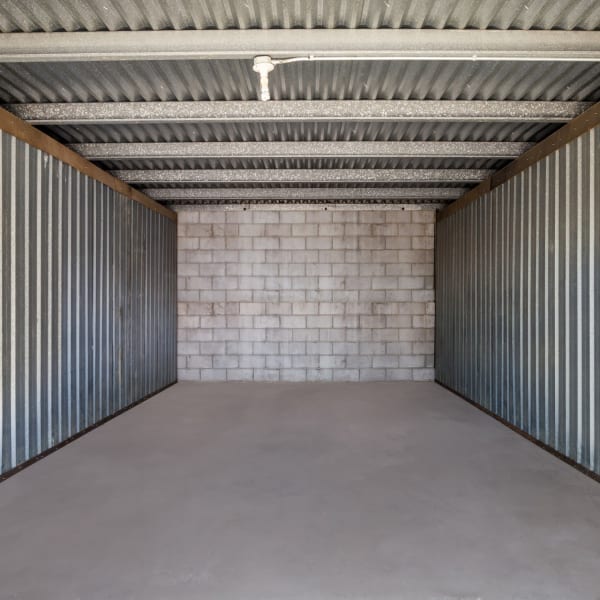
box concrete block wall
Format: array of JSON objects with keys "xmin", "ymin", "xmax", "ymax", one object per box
[{"xmin": 177, "ymin": 207, "xmax": 435, "ymax": 382}]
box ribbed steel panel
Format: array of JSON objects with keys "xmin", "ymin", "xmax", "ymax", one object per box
[
  {"xmin": 1, "ymin": 60, "xmax": 599, "ymax": 105},
  {"xmin": 1, "ymin": 0, "xmax": 598, "ymax": 32},
  {"xmin": 436, "ymin": 125, "xmax": 599, "ymax": 475},
  {"xmin": 0, "ymin": 130, "xmax": 177, "ymax": 476}
]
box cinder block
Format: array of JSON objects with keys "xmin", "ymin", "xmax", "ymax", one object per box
[
  {"xmin": 332, "ymin": 342, "xmax": 359, "ymax": 355},
  {"xmin": 226, "ymin": 237, "xmax": 253, "ymax": 250},
  {"xmin": 266, "ymin": 355, "xmax": 293, "ymax": 369},
  {"xmin": 200, "ymin": 369, "xmax": 227, "ymax": 381},
  {"xmin": 412, "ymin": 236, "xmax": 435, "ymax": 250},
  {"xmin": 239, "ymin": 224, "xmax": 265, "ymax": 237},
  {"xmin": 281, "ymin": 237, "xmax": 306, "ymax": 250},
  {"xmin": 293, "ymin": 355, "xmax": 319, "ymax": 368},
  {"xmin": 240, "ymin": 329, "xmax": 266, "ymax": 342},
  {"xmin": 226, "ymin": 341, "xmax": 253, "ymax": 355},
  {"xmin": 253, "ymin": 237, "xmax": 279, "ymax": 250},
  {"xmin": 411, "ymin": 210, "xmax": 436, "ymax": 223},
  {"xmin": 359, "ymin": 342, "xmax": 386, "ymax": 355},
  {"xmin": 178, "ymin": 342, "xmax": 200, "ymax": 355},
  {"xmin": 198, "ymin": 211, "xmax": 225, "ymax": 223},
  {"xmin": 385, "ymin": 369, "xmax": 412, "ymax": 380},
  {"xmin": 279, "ymin": 263, "xmax": 305, "ymax": 277},
  {"xmin": 186, "ymin": 328, "xmax": 213, "ymax": 342},
  {"xmin": 227, "ymin": 316, "xmax": 254, "ymax": 328},
  {"xmin": 254, "ymin": 316, "xmax": 280, "ymax": 329},
  {"xmin": 372, "ymin": 329, "xmax": 399, "ymax": 342},
  {"xmin": 240, "ymin": 355, "xmax": 266, "ymax": 368},
  {"xmin": 332, "ymin": 211, "xmax": 358, "ymax": 223},
  {"xmin": 360, "ymin": 315, "xmax": 386, "ymax": 329},
  {"xmin": 318, "ymin": 302, "xmax": 345, "ymax": 315},
  {"xmin": 280, "ymin": 369, "xmax": 307, "ymax": 381},
  {"xmin": 177, "ymin": 209, "xmax": 199, "ymax": 224},
  {"xmin": 200, "ymin": 316, "xmax": 226, "ymax": 328},
  {"xmin": 332, "ymin": 290, "xmax": 359, "ymax": 303},
  {"xmin": 413, "ymin": 315, "xmax": 435, "ymax": 329},
  {"xmin": 212, "ymin": 224, "xmax": 239, "ymax": 237},
  {"xmin": 320, "ymin": 355, "xmax": 346, "ymax": 369},
  {"xmin": 252, "ymin": 341, "xmax": 279, "ymax": 354},
  {"xmin": 333, "ymin": 237, "xmax": 359, "ymax": 250},
  {"xmin": 307, "ymin": 263, "xmax": 332, "ymax": 276},
  {"xmin": 178, "ymin": 368, "xmax": 200, "ymax": 380},
  {"xmin": 292, "ymin": 302, "xmax": 319, "ymax": 315},
  {"xmin": 226, "ymin": 210, "xmax": 253, "ymax": 223},
  {"xmin": 290, "ymin": 250, "xmax": 319, "ymax": 264},
  {"xmin": 305, "ymin": 210, "xmax": 332, "ymax": 223},
  {"xmin": 186, "ymin": 224, "xmax": 212, "ymax": 237},
  {"xmin": 306, "ymin": 369, "xmax": 333, "ymax": 381},
  {"xmin": 319, "ymin": 329, "xmax": 346, "ymax": 342},
  {"xmin": 253, "ymin": 369, "xmax": 280, "ymax": 381},
  {"xmin": 227, "ymin": 369, "xmax": 253, "ymax": 381},
  {"xmin": 280, "ymin": 212, "xmax": 305, "ymax": 223},
  {"xmin": 359, "ymin": 237, "xmax": 385, "ymax": 250},
  {"xmin": 292, "ymin": 223, "xmax": 318, "ymax": 236},
  {"xmin": 333, "ymin": 315, "xmax": 359, "ymax": 328},
  {"xmin": 307, "ymin": 315, "xmax": 332, "ymax": 328},
  {"xmin": 332, "ymin": 369, "xmax": 360, "ymax": 381},
  {"xmin": 413, "ymin": 342, "xmax": 435, "ymax": 355},
  {"xmin": 385, "ymin": 210, "xmax": 411, "ymax": 223},
  {"xmin": 227, "ymin": 290, "xmax": 253, "ymax": 303},
  {"xmin": 200, "ymin": 341, "xmax": 226, "ymax": 355},
  {"xmin": 373, "ymin": 355, "xmax": 398, "ymax": 368},
  {"xmin": 385, "ymin": 263, "xmax": 412, "ymax": 276},
  {"xmin": 213, "ymin": 328, "xmax": 240, "ymax": 341},
  {"xmin": 397, "ymin": 355, "xmax": 425, "ymax": 368},
  {"xmin": 280, "ymin": 316, "xmax": 306, "ymax": 329},
  {"xmin": 280, "ymin": 290, "xmax": 306, "ymax": 302},
  {"xmin": 267, "ymin": 302, "xmax": 292, "ymax": 315},
  {"xmin": 412, "ymin": 263, "xmax": 434, "ymax": 276},
  {"xmin": 346, "ymin": 355, "xmax": 372, "ymax": 368},
  {"xmin": 318, "ymin": 277, "xmax": 345, "ymax": 290},
  {"xmin": 292, "ymin": 277, "xmax": 318, "ymax": 290},
  {"xmin": 266, "ymin": 250, "xmax": 292, "ymax": 264},
  {"xmin": 318, "ymin": 223, "xmax": 344, "ymax": 236},
  {"xmin": 307, "ymin": 237, "xmax": 332, "ymax": 250},
  {"xmin": 358, "ymin": 211, "xmax": 385, "ymax": 224},
  {"xmin": 265, "ymin": 224, "xmax": 291, "ymax": 237},
  {"xmin": 385, "ymin": 237, "xmax": 412, "ymax": 250},
  {"xmin": 360, "ymin": 368, "xmax": 386, "ymax": 381},
  {"xmin": 306, "ymin": 290, "xmax": 332, "ymax": 302},
  {"xmin": 226, "ymin": 262, "xmax": 253, "ymax": 277},
  {"xmin": 213, "ymin": 354, "xmax": 239, "ymax": 369},
  {"xmin": 412, "ymin": 368, "xmax": 435, "ymax": 381},
  {"xmin": 293, "ymin": 329, "xmax": 319, "ymax": 342},
  {"xmin": 178, "ymin": 316, "xmax": 200, "ymax": 328},
  {"xmin": 253, "ymin": 211, "xmax": 279, "ymax": 224},
  {"xmin": 267, "ymin": 328, "xmax": 293, "ymax": 342},
  {"xmin": 386, "ymin": 342, "xmax": 413, "ymax": 354},
  {"xmin": 199, "ymin": 237, "xmax": 225, "ymax": 250},
  {"xmin": 188, "ymin": 355, "xmax": 212, "ymax": 369}
]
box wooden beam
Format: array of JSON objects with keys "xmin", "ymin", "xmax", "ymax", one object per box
[
  {"xmin": 0, "ymin": 106, "xmax": 176, "ymax": 222},
  {"xmin": 438, "ymin": 100, "xmax": 600, "ymax": 222}
]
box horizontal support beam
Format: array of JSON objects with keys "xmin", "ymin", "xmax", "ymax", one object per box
[
  {"xmin": 0, "ymin": 29, "xmax": 599, "ymax": 62},
  {"xmin": 146, "ymin": 187, "xmax": 466, "ymax": 203},
  {"xmin": 71, "ymin": 141, "xmax": 532, "ymax": 160},
  {"xmin": 5, "ymin": 101, "xmax": 592, "ymax": 124},
  {"xmin": 112, "ymin": 168, "xmax": 492, "ymax": 184}
]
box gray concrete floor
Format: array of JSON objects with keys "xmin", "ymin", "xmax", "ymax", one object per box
[{"xmin": 1, "ymin": 382, "xmax": 599, "ymax": 600}]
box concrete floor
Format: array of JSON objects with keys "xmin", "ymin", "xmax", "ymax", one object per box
[{"xmin": 0, "ymin": 383, "xmax": 599, "ymax": 600}]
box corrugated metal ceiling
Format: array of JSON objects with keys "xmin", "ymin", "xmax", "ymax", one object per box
[
  {"xmin": 1, "ymin": 0, "xmax": 599, "ymax": 32},
  {"xmin": 0, "ymin": 1, "xmax": 598, "ymax": 205},
  {"xmin": 1, "ymin": 60, "xmax": 599, "ymax": 104}
]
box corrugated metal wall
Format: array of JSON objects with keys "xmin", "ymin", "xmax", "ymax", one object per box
[
  {"xmin": 436, "ymin": 126, "xmax": 599, "ymax": 475},
  {"xmin": 0, "ymin": 130, "xmax": 177, "ymax": 476}
]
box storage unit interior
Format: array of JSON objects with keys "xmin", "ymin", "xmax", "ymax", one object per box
[{"xmin": 0, "ymin": 2, "xmax": 599, "ymax": 598}]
